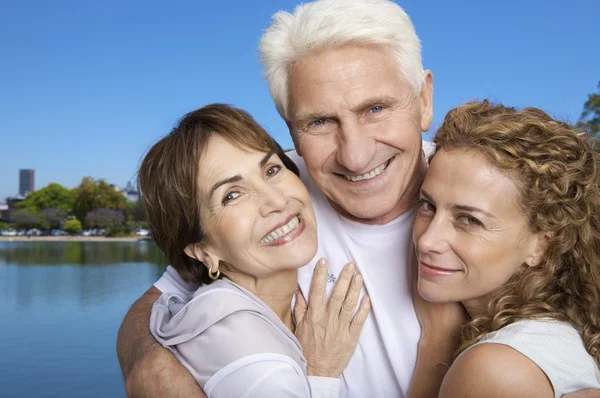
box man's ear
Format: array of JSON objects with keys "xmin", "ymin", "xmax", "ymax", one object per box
[
  {"xmin": 526, "ymin": 231, "xmax": 553, "ymax": 267},
  {"xmin": 184, "ymin": 243, "xmax": 221, "ymax": 273},
  {"xmin": 419, "ymin": 70, "xmax": 434, "ymax": 133}
]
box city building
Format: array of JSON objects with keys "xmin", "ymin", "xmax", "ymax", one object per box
[
  {"xmin": 109, "ymin": 181, "xmax": 140, "ymax": 202},
  {"xmin": 3, "ymin": 195, "xmax": 25, "ymax": 223},
  {"xmin": 0, "ymin": 203, "xmax": 8, "ymax": 223},
  {"xmin": 121, "ymin": 181, "xmax": 139, "ymax": 202},
  {"xmin": 19, "ymin": 169, "xmax": 35, "ymax": 196}
]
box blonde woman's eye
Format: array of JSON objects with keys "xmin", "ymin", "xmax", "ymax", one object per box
[
  {"xmin": 417, "ymin": 199, "xmax": 435, "ymax": 213},
  {"xmin": 266, "ymin": 165, "xmax": 282, "ymax": 178},
  {"xmin": 222, "ymin": 191, "xmax": 241, "ymax": 204}
]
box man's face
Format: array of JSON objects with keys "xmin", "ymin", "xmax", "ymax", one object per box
[{"xmin": 287, "ymin": 45, "xmax": 433, "ymax": 224}]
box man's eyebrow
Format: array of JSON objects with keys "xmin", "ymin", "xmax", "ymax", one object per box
[
  {"xmin": 209, "ymin": 175, "xmax": 242, "ymax": 199},
  {"xmin": 294, "ymin": 111, "xmax": 334, "ymax": 126},
  {"xmin": 294, "ymin": 96, "xmax": 398, "ymax": 125},
  {"xmin": 354, "ymin": 95, "xmax": 399, "ymax": 112},
  {"xmin": 421, "ymin": 189, "xmax": 496, "ymax": 219}
]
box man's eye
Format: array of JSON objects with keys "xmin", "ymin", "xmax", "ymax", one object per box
[
  {"xmin": 370, "ymin": 106, "xmax": 384, "ymax": 113},
  {"xmin": 222, "ymin": 191, "xmax": 241, "ymax": 204},
  {"xmin": 266, "ymin": 165, "xmax": 282, "ymax": 178},
  {"xmin": 457, "ymin": 214, "xmax": 482, "ymax": 227},
  {"xmin": 311, "ymin": 119, "xmax": 326, "ymax": 127}
]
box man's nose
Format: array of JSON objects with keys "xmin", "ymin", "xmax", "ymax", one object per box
[{"xmin": 335, "ymin": 120, "xmax": 377, "ymax": 173}]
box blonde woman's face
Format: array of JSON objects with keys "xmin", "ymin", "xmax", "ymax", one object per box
[{"xmin": 412, "ymin": 148, "xmax": 543, "ymax": 312}]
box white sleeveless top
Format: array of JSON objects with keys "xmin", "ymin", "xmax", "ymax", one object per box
[{"xmin": 469, "ymin": 319, "xmax": 600, "ymax": 397}]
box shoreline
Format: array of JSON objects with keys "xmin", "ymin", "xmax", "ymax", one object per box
[{"xmin": 0, "ymin": 236, "xmax": 151, "ymax": 242}]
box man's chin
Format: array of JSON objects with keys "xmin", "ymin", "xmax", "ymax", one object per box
[{"xmin": 331, "ymin": 198, "xmax": 402, "ymax": 225}]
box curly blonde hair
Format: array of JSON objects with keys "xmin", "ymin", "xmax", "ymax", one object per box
[{"xmin": 433, "ymin": 100, "xmax": 600, "ymax": 364}]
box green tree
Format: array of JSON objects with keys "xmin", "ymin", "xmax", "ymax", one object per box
[
  {"xmin": 577, "ymin": 81, "xmax": 600, "ymax": 138},
  {"xmin": 0, "ymin": 221, "xmax": 8, "ymax": 230},
  {"xmin": 40, "ymin": 207, "xmax": 68, "ymax": 230},
  {"xmin": 125, "ymin": 199, "xmax": 146, "ymax": 222},
  {"xmin": 15, "ymin": 183, "xmax": 74, "ymax": 213},
  {"xmin": 72, "ymin": 177, "xmax": 127, "ymax": 222},
  {"xmin": 10, "ymin": 209, "xmax": 41, "ymax": 229},
  {"xmin": 63, "ymin": 219, "xmax": 82, "ymax": 235},
  {"xmin": 85, "ymin": 208, "xmax": 125, "ymax": 229}
]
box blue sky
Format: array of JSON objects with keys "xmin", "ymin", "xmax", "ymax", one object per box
[{"xmin": 1, "ymin": 0, "xmax": 599, "ymax": 200}]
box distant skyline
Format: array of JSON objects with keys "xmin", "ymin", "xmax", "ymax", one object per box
[
  {"xmin": 1, "ymin": 0, "xmax": 599, "ymax": 199},
  {"xmin": 18, "ymin": 169, "xmax": 35, "ymax": 197}
]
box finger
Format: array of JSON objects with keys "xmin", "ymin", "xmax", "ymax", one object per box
[
  {"xmin": 307, "ymin": 258, "xmax": 329, "ymax": 314},
  {"xmin": 349, "ymin": 295, "xmax": 371, "ymax": 336},
  {"xmin": 339, "ymin": 274, "xmax": 363, "ymax": 322},
  {"xmin": 293, "ymin": 289, "xmax": 308, "ymax": 326},
  {"xmin": 326, "ymin": 262, "xmax": 355, "ymax": 315}
]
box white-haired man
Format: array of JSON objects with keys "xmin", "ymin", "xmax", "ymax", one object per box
[{"xmin": 117, "ymin": 1, "xmax": 462, "ymax": 397}]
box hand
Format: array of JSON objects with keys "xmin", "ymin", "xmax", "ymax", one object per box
[{"xmin": 293, "ymin": 258, "xmax": 371, "ymax": 378}]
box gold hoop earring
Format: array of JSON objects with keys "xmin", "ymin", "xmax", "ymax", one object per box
[{"xmin": 208, "ymin": 268, "xmax": 220, "ymax": 280}]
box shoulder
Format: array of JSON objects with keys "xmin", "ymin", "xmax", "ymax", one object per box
[
  {"xmin": 178, "ymin": 307, "xmax": 302, "ymax": 364},
  {"xmin": 284, "ymin": 151, "xmax": 323, "ymax": 197},
  {"xmin": 422, "ymin": 140, "xmax": 435, "ymax": 159},
  {"xmin": 153, "ymin": 280, "xmax": 281, "ymax": 346},
  {"xmin": 440, "ymin": 343, "xmax": 554, "ymax": 398}
]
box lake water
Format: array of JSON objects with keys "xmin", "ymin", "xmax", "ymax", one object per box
[{"xmin": 0, "ymin": 241, "xmax": 168, "ymax": 398}]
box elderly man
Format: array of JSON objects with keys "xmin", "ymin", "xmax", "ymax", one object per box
[{"xmin": 117, "ymin": 0, "xmax": 461, "ymax": 396}]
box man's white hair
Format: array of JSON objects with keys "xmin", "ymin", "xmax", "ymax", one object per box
[{"xmin": 259, "ymin": 0, "xmax": 424, "ymax": 121}]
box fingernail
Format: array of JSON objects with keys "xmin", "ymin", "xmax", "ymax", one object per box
[
  {"xmin": 346, "ymin": 262, "xmax": 355, "ymax": 272},
  {"xmin": 319, "ymin": 258, "xmax": 328, "ymax": 268},
  {"xmin": 354, "ymin": 274, "xmax": 362, "ymax": 285}
]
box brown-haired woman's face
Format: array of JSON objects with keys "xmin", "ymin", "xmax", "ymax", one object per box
[
  {"xmin": 412, "ymin": 148, "xmax": 545, "ymax": 311},
  {"xmin": 190, "ymin": 135, "xmax": 317, "ymax": 278}
]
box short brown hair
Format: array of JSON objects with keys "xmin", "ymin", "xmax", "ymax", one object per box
[
  {"xmin": 433, "ymin": 100, "xmax": 600, "ymax": 364},
  {"xmin": 138, "ymin": 104, "xmax": 299, "ymax": 285}
]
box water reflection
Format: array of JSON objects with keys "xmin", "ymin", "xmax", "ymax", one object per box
[
  {"xmin": 0, "ymin": 240, "xmax": 166, "ymax": 266},
  {"xmin": 0, "ymin": 241, "xmax": 168, "ymax": 398}
]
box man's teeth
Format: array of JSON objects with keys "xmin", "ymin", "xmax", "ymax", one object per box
[
  {"xmin": 261, "ymin": 216, "xmax": 300, "ymax": 244},
  {"xmin": 344, "ymin": 159, "xmax": 390, "ymax": 182}
]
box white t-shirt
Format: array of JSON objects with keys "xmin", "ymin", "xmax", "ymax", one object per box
[
  {"xmin": 466, "ymin": 319, "xmax": 600, "ymax": 397},
  {"xmin": 155, "ymin": 144, "xmax": 435, "ymax": 397}
]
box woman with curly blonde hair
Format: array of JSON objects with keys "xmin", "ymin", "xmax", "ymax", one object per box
[{"xmin": 412, "ymin": 100, "xmax": 600, "ymax": 397}]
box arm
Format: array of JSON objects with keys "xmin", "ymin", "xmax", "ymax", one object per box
[
  {"xmin": 565, "ymin": 390, "xmax": 600, "ymax": 398},
  {"xmin": 439, "ymin": 343, "xmax": 554, "ymax": 398},
  {"xmin": 202, "ymin": 356, "xmax": 339, "ymax": 398},
  {"xmin": 408, "ymin": 255, "xmax": 466, "ymax": 398},
  {"xmin": 116, "ymin": 286, "xmax": 205, "ymax": 398},
  {"xmin": 407, "ymin": 334, "xmax": 458, "ymax": 398}
]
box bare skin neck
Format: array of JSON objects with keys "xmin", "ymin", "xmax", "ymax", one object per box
[
  {"xmin": 224, "ymin": 268, "xmax": 298, "ymax": 331},
  {"xmin": 462, "ymin": 294, "xmax": 492, "ymax": 319}
]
